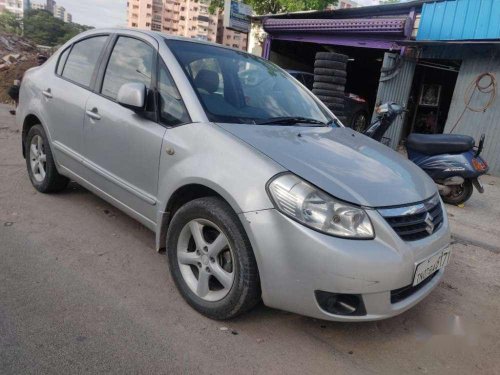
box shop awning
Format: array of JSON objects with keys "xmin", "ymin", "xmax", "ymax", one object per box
[{"xmin": 263, "ymin": 17, "xmax": 411, "ymax": 36}]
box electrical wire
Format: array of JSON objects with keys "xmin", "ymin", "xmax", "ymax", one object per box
[{"xmin": 449, "ymin": 72, "xmax": 497, "ymax": 133}]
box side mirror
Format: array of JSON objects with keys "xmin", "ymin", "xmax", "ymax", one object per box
[{"xmin": 117, "ymin": 82, "xmax": 146, "ymax": 112}]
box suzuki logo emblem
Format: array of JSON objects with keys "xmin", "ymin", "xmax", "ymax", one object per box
[{"xmin": 424, "ymin": 213, "xmax": 435, "ymax": 234}]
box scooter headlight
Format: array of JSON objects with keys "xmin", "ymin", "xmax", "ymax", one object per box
[{"xmin": 267, "ymin": 174, "xmax": 374, "ymax": 239}]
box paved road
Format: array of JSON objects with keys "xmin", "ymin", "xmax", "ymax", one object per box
[{"xmin": 1, "ymin": 104, "xmax": 499, "ymax": 374}]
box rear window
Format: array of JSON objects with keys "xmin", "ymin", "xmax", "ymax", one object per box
[
  {"xmin": 56, "ymin": 47, "xmax": 70, "ymax": 76},
  {"xmin": 61, "ymin": 36, "xmax": 108, "ymax": 88}
]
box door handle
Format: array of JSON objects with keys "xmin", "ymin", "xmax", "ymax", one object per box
[
  {"xmin": 42, "ymin": 88, "xmax": 53, "ymax": 99},
  {"xmin": 86, "ymin": 108, "xmax": 101, "ymax": 121}
]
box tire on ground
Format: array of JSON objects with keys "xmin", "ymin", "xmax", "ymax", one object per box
[
  {"xmin": 166, "ymin": 196, "xmax": 261, "ymax": 320},
  {"xmin": 25, "ymin": 124, "xmax": 69, "ymax": 193}
]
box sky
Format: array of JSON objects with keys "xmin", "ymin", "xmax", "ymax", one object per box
[
  {"xmin": 50, "ymin": 0, "xmax": 386, "ymax": 28},
  {"xmin": 51, "ymin": 0, "xmax": 128, "ymax": 28}
]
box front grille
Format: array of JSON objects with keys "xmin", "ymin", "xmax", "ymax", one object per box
[
  {"xmin": 390, "ymin": 271, "xmax": 438, "ymax": 304},
  {"xmin": 378, "ymin": 195, "xmax": 444, "ymax": 242}
]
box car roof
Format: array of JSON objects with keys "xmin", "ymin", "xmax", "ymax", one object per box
[{"xmin": 80, "ymin": 27, "xmax": 247, "ymax": 53}]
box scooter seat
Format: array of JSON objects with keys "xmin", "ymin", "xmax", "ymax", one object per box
[{"xmin": 407, "ymin": 133, "xmax": 475, "ymax": 155}]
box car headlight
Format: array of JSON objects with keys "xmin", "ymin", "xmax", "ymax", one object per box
[{"xmin": 267, "ymin": 174, "xmax": 374, "ymax": 239}]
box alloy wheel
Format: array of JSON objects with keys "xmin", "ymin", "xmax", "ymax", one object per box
[
  {"xmin": 177, "ymin": 219, "xmax": 235, "ymax": 302},
  {"xmin": 29, "ymin": 135, "xmax": 47, "ymax": 182}
]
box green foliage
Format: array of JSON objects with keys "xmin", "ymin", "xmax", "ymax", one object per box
[
  {"xmin": 209, "ymin": 0, "xmax": 337, "ymax": 16},
  {"xmin": 0, "ymin": 10, "xmax": 22, "ymax": 35},
  {"xmin": 23, "ymin": 10, "xmax": 92, "ymax": 46}
]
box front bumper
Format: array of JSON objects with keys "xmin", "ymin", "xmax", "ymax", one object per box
[{"xmin": 239, "ymin": 206, "xmax": 451, "ymax": 321}]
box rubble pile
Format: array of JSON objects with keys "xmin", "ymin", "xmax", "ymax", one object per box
[{"xmin": 1, "ymin": 32, "xmax": 41, "ymax": 103}]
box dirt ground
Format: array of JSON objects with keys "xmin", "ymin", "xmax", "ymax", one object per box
[{"xmin": 1, "ymin": 104, "xmax": 499, "ymax": 374}]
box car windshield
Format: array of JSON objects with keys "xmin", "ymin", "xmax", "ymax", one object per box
[{"xmin": 165, "ymin": 39, "xmax": 334, "ymax": 125}]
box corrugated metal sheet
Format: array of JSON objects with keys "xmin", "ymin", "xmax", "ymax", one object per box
[
  {"xmin": 444, "ymin": 46, "xmax": 500, "ymax": 175},
  {"xmin": 418, "ymin": 0, "xmax": 500, "ymax": 40},
  {"xmin": 372, "ymin": 53, "xmax": 416, "ymax": 149}
]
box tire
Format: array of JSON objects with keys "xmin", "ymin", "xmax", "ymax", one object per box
[
  {"xmin": 25, "ymin": 124, "xmax": 69, "ymax": 193},
  {"xmin": 351, "ymin": 111, "xmax": 369, "ymax": 132},
  {"xmin": 314, "ymin": 75, "xmax": 347, "ymax": 85},
  {"xmin": 166, "ymin": 197, "xmax": 260, "ymax": 320},
  {"xmin": 314, "ymin": 60, "xmax": 347, "ymax": 70},
  {"xmin": 312, "ymin": 89, "xmax": 345, "ymax": 98},
  {"xmin": 315, "ymin": 52, "xmax": 348, "ymax": 63},
  {"xmin": 313, "ymin": 82, "xmax": 345, "ymax": 92},
  {"xmin": 442, "ymin": 179, "xmax": 474, "ymax": 205},
  {"xmin": 314, "ymin": 68, "xmax": 347, "ymax": 77},
  {"xmin": 315, "ymin": 95, "xmax": 345, "ymax": 105}
]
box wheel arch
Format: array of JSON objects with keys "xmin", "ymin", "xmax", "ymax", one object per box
[
  {"xmin": 156, "ymin": 183, "xmax": 242, "ymax": 252},
  {"xmin": 21, "ymin": 113, "xmax": 44, "ymax": 158}
]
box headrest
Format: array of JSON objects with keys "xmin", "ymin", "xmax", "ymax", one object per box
[{"xmin": 194, "ymin": 69, "xmax": 219, "ymax": 94}]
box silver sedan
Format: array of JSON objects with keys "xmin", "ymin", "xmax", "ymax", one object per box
[{"xmin": 17, "ymin": 29, "xmax": 451, "ymax": 321}]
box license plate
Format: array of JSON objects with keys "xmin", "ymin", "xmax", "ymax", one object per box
[{"xmin": 413, "ymin": 248, "xmax": 451, "ymax": 286}]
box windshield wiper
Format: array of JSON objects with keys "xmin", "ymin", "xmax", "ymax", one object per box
[{"xmin": 255, "ymin": 116, "xmax": 326, "ymax": 126}]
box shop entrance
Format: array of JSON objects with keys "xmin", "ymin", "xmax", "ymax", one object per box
[
  {"xmin": 404, "ymin": 59, "xmax": 461, "ymax": 137},
  {"xmin": 268, "ymin": 39, "xmax": 386, "ymax": 117}
]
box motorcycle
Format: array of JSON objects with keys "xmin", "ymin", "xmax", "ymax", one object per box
[{"xmin": 363, "ymin": 102, "xmax": 489, "ymax": 205}]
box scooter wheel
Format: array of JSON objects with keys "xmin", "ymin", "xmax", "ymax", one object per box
[{"xmin": 442, "ymin": 179, "xmax": 474, "ymax": 205}]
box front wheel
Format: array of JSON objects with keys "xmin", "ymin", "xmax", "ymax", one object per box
[
  {"xmin": 166, "ymin": 197, "xmax": 260, "ymax": 320},
  {"xmin": 441, "ymin": 179, "xmax": 473, "ymax": 205}
]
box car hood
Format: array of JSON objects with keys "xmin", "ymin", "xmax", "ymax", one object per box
[{"xmin": 216, "ymin": 123, "xmax": 436, "ymax": 207}]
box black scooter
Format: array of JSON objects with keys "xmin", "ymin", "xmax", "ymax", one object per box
[{"xmin": 364, "ymin": 103, "xmax": 489, "ymax": 205}]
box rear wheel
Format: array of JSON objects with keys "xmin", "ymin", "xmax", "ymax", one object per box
[
  {"xmin": 25, "ymin": 125, "xmax": 69, "ymax": 193},
  {"xmin": 166, "ymin": 197, "xmax": 260, "ymax": 320},
  {"xmin": 442, "ymin": 179, "xmax": 474, "ymax": 205}
]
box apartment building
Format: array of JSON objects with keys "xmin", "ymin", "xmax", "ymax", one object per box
[
  {"xmin": 0, "ymin": 0, "xmax": 30, "ymax": 18},
  {"xmin": 335, "ymin": 0, "xmax": 360, "ymax": 9},
  {"xmin": 53, "ymin": 4, "xmax": 71, "ymax": 22},
  {"xmin": 127, "ymin": 0, "xmax": 248, "ymax": 50},
  {"xmin": 28, "ymin": 0, "xmax": 72, "ymax": 22}
]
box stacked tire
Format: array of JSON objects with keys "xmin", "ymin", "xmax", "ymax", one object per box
[{"xmin": 312, "ymin": 52, "xmax": 348, "ymax": 123}]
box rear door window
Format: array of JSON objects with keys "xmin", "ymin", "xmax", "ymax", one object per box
[
  {"xmin": 61, "ymin": 36, "xmax": 108, "ymax": 87},
  {"xmin": 101, "ymin": 36, "xmax": 155, "ymax": 100},
  {"xmin": 56, "ymin": 47, "xmax": 70, "ymax": 76}
]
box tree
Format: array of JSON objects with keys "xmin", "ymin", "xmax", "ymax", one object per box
[
  {"xmin": 0, "ymin": 10, "xmax": 22, "ymax": 35},
  {"xmin": 209, "ymin": 0, "xmax": 337, "ymax": 16},
  {"xmin": 23, "ymin": 9, "xmax": 92, "ymax": 46}
]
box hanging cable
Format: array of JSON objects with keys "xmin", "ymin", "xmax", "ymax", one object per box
[{"xmin": 449, "ymin": 72, "xmax": 497, "ymax": 133}]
